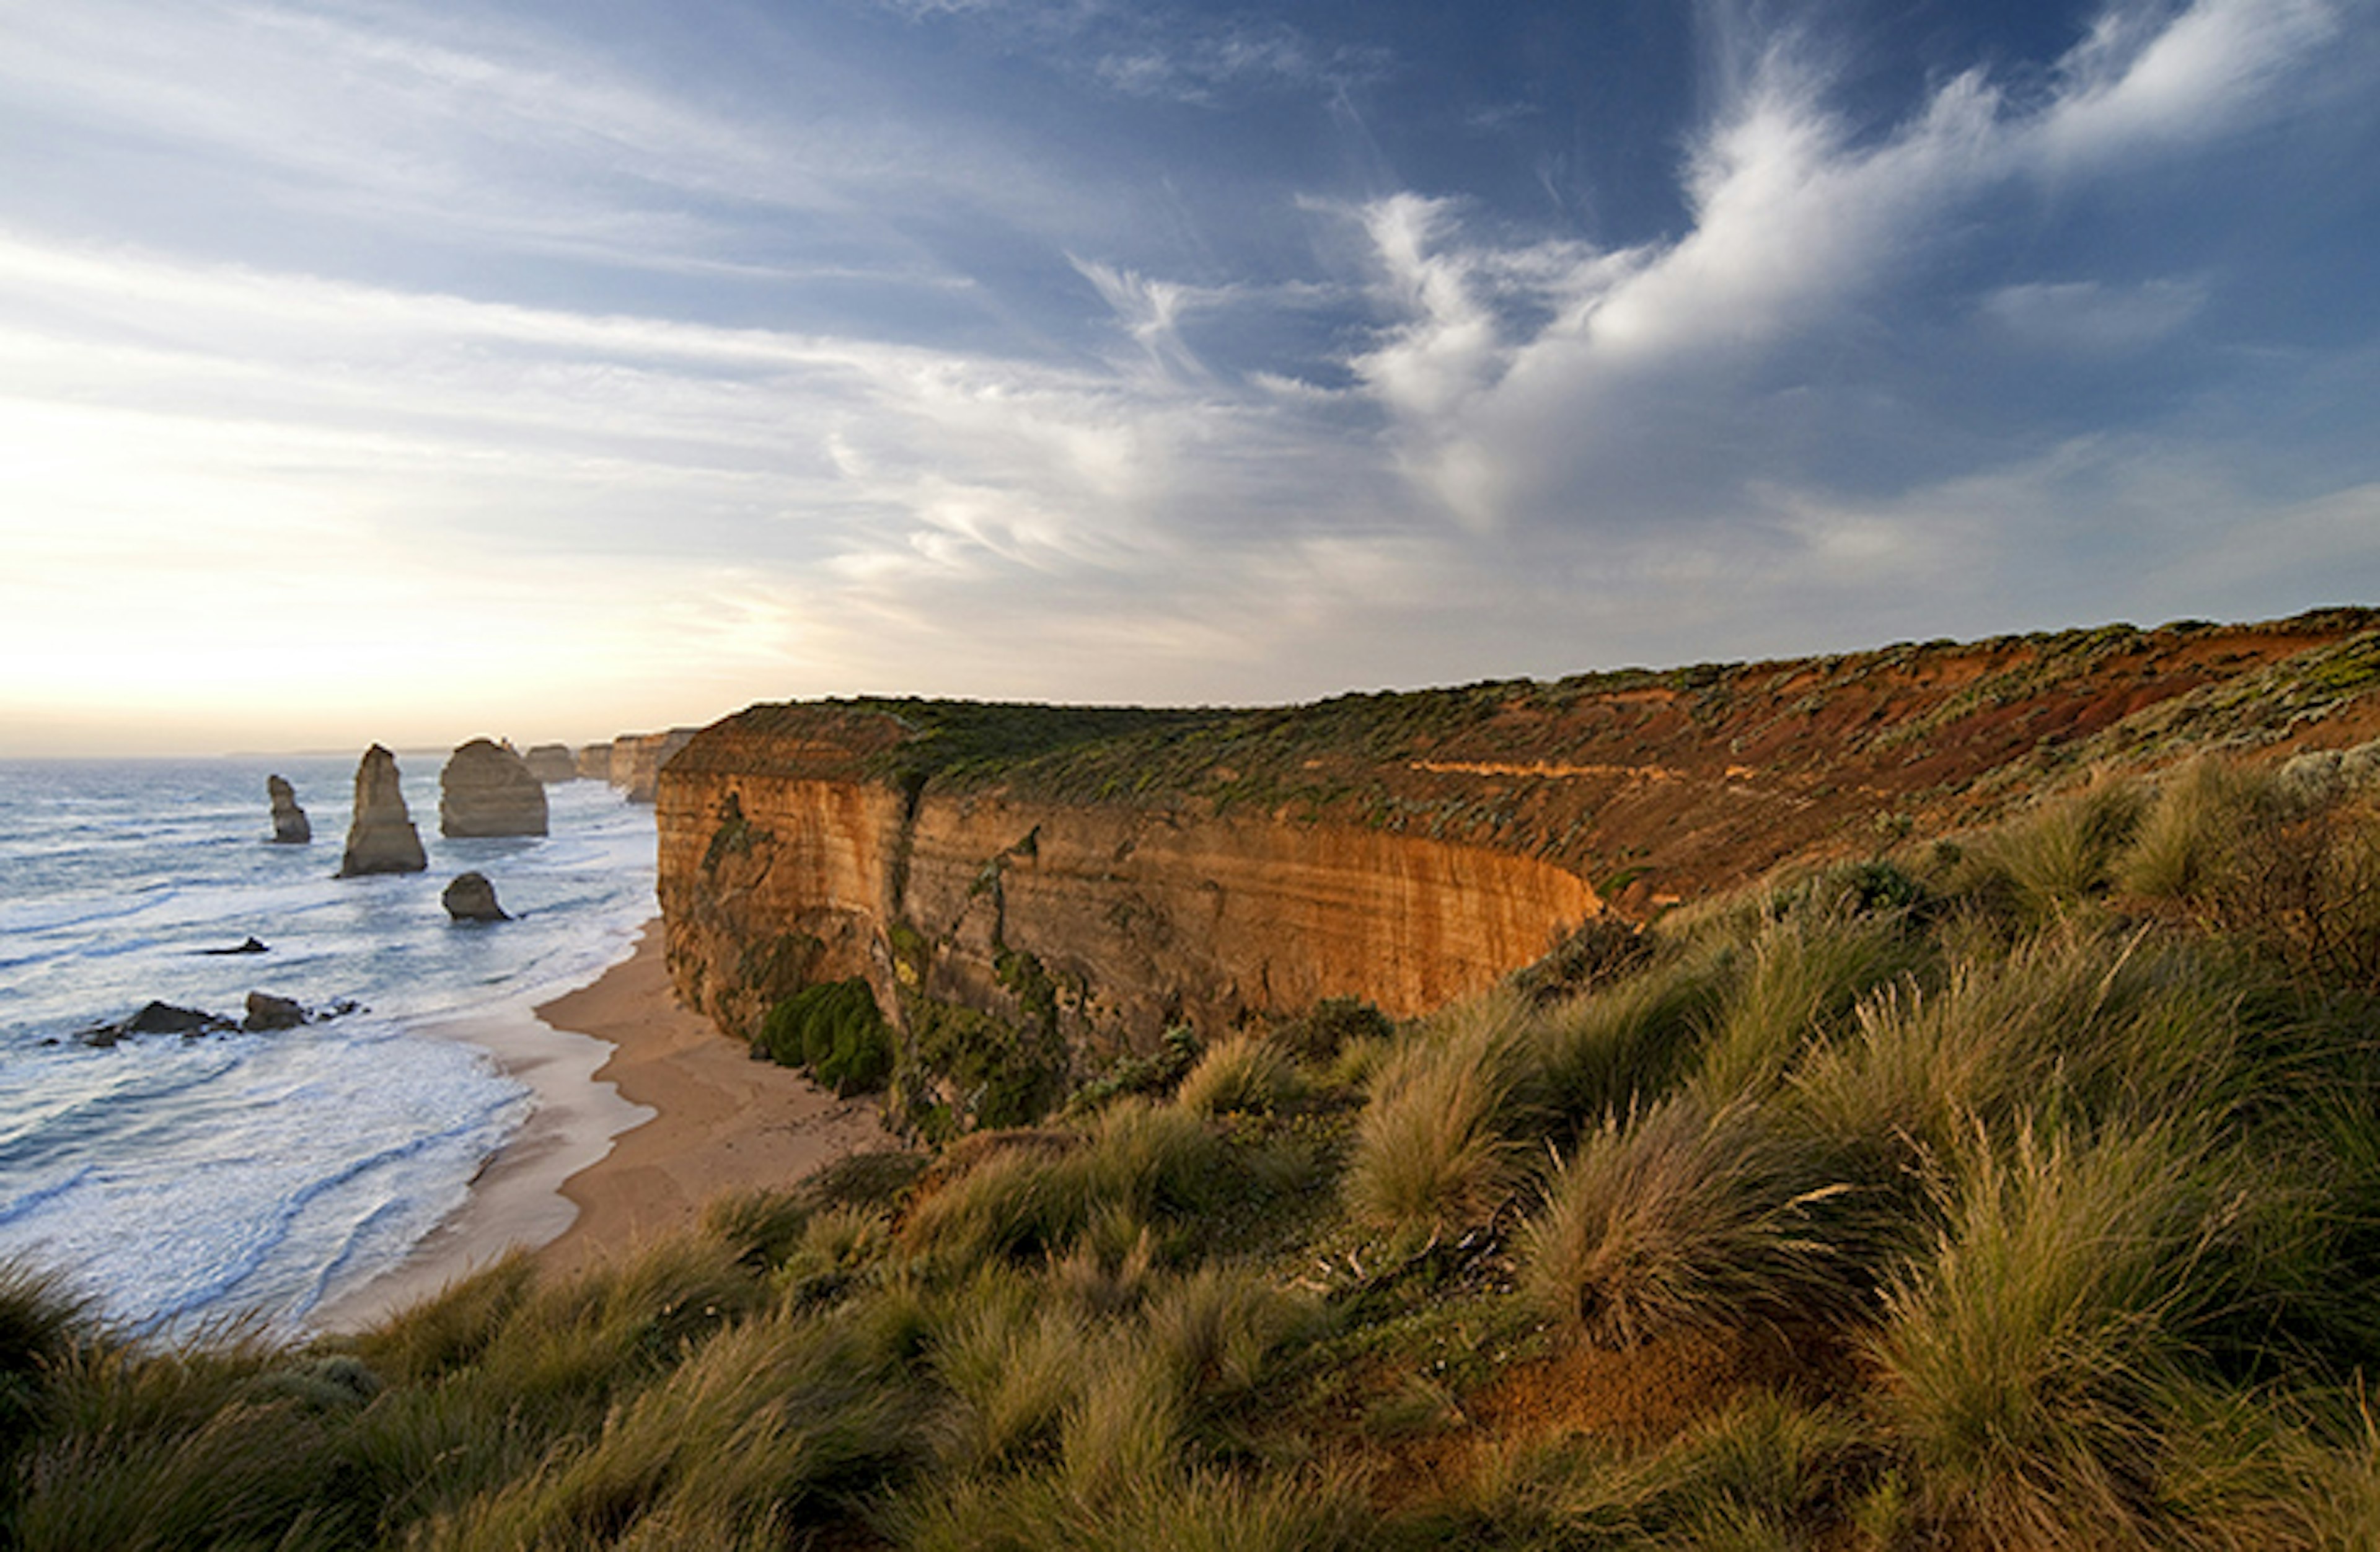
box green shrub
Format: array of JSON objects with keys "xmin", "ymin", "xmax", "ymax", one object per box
[
  {"xmin": 756, "ymin": 978, "xmax": 893, "ymax": 1094},
  {"xmin": 1141, "ymin": 1264, "xmax": 1328, "ymax": 1403},
  {"xmin": 907, "ymin": 995, "xmax": 1069, "ymax": 1131},
  {"xmin": 1069, "ymin": 1026, "xmax": 1202, "ymax": 1114},
  {"xmin": 415, "ymin": 1308, "xmax": 922, "ymax": 1549},
  {"xmin": 903, "ymin": 1104, "xmax": 1232, "ymax": 1267},
  {"xmin": 697, "ymin": 1186, "xmax": 812, "ymax": 1271},
  {"xmin": 2116, "ymin": 758, "xmax": 2267, "ymax": 902},
  {"xmin": 1269, "ymin": 996, "xmax": 1396, "ymax": 1063},
  {"xmin": 927, "ymin": 1269, "xmax": 1087, "ymax": 1473}
]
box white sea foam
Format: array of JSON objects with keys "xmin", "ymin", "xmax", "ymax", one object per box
[{"xmin": 0, "ymin": 754, "xmax": 658, "ymax": 1334}]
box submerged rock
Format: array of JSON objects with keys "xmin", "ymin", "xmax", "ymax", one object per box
[
  {"xmin": 443, "ymin": 871, "xmax": 511, "ymax": 922},
  {"xmin": 439, "ymin": 739, "xmax": 549, "ymax": 839},
  {"xmin": 523, "ymin": 743, "xmax": 578, "ymax": 783},
  {"xmin": 242, "ymin": 991, "xmax": 307, "ymax": 1032},
  {"xmin": 337, "ymin": 744, "xmax": 428, "ymax": 877},
  {"xmin": 199, "ymin": 937, "xmax": 269, "ymax": 956},
  {"xmin": 267, "ymin": 775, "xmax": 311, "ymax": 844}
]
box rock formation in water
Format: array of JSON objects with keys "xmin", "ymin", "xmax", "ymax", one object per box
[
  {"xmin": 524, "ymin": 743, "xmax": 577, "ymax": 783},
  {"xmin": 575, "ymin": 743, "xmax": 612, "ymax": 780},
  {"xmin": 267, "ymin": 775, "xmax": 311, "ymax": 844},
  {"xmin": 338, "ymin": 745, "xmax": 429, "ymax": 876},
  {"xmin": 443, "ymin": 871, "xmax": 511, "ymax": 922},
  {"xmin": 439, "ymin": 738, "xmax": 549, "ymax": 838}
]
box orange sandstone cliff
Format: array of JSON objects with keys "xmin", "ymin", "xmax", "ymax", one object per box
[
  {"xmin": 657, "ymin": 705, "xmax": 1599, "ymax": 1051},
  {"xmin": 654, "ymin": 611, "xmax": 2380, "ymax": 1129}
]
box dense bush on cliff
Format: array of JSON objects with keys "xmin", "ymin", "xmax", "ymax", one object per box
[{"xmin": 14, "ymin": 750, "xmax": 2380, "ymax": 1549}]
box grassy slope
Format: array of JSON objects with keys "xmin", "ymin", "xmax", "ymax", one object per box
[{"xmin": 13, "ymin": 743, "xmax": 2380, "ymax": 1549}]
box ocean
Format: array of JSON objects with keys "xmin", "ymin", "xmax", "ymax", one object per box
[{"xmin": 0, "ymin": 753, "xmax": 657, "ymax": 1336}]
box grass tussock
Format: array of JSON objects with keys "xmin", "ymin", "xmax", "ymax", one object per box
[
  {"xmin": 1342, "ymin": 998, "xmax": 1531, "ymax": 1232},
  {"xmin": 16, "ymin": 743, "xmax": 2380, "ymax": 1550},
  {"xmin": 1869, "ymin": 1121, "xmax": 2267, "ymax": 1548},
  {"xmin": 1521, "ymin": 1095, "xmax": 1870, "ymax": 1347},
  {"xmin": 1177, "ymin": 1032, "xmax": 1305, "ymax": 1117}
]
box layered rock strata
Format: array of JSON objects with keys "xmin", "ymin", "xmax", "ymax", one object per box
[
  {"xmin": 523, "ymin": 744, "xmax": 577, "ymax": 783},
  {"xmin": 267, "ymin": 775, "xmax": 310, "ymax": 844},
  {"xmin": 337, "ymin": 746, "xmax": 428, "ymax": 876},
  {"xmin": 576, "ymin": 743, "xmax": 613, "ymax": 781},
  {"xmin": 657, "ymin": 709, "xmax": 1601, "ymax": 1057},
  {"xmin": 439, "ymin": 738, "xmax": 549, "ymax": 838}
]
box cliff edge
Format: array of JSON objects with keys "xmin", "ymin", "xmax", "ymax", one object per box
[{"xmin": 657, "ymin": 610, "xmax": 2380, "ymax": 1135}]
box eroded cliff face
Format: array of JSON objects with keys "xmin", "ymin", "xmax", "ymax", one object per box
[
  {"xmin": 658, "ymin": 761, "xmax": 1597, "ymax": 1054},
  {"xmin": 655, "ymin": 612, "xmax": 2380, "ymax": 1132}
]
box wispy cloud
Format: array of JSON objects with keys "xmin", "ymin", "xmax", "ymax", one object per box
[{"xmin": 1, "ymin": 0, "xmax": 2374, "ymax": 752}]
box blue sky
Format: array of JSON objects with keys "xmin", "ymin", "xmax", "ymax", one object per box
[{"xmin": 2, "ymin": 0, "xmax": 2376, "ymax": 754}]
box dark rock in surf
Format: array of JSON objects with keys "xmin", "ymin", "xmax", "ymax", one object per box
[
  {"xmin": 439, "ymin": 739, "xmax": 549, "ymax": 839},
  {"xmin": 267, "ymin": 774, "xmax": 311, "ymax": 844},
  {"xmin": 125, "ymin": 1001, "xmax": 229, "ymax": 1035},
  {"xmin": 443, "ymin": 871, "xmax": 511, "ymax": 922},
  {"xmin": 84, "ymin": 1001, "xmax": 239, "ymax": 1045},
  {"xmin": 200, "ymin": 937, "xmax": 269, "ymax": 956},
  {"xmin": 242, "ymin": 991, "xmax": 307, "ymax": 1032},
  {"xmin": 338, "ymin": 745, "xmax": 428, "ymax": 877}
]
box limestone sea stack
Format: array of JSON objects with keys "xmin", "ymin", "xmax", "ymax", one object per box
[
  {"xmin": 575, "ymin": 743, "xmax": 612, "ymax": 780},
  {"xmin": 523, "ymin": 743, "xmax": 577, "ymax": 784},
  {"xmin": 439, "ymin": 738, "xmax": 549, "ymax": 838},
  {"xmin": 267, "ymin": 775, "xmax": 311, "ymax": 844},
  {"xmin": 443, "ymin": 871, "xmax": 510, "ymax": 922},
  {"xmin": 337, "ymin": 745, "xmax": 429, "ymax": 876}
]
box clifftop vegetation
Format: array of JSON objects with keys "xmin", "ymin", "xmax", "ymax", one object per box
[
  {"xmin": 14, "ymin": 715, "xmax": 2380, "ymax": 1548},
  {"xmin": 672, "ymin": 609, "xmax": 2380, "ymax": 907}
]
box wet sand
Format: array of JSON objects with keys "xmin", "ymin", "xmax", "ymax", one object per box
[{"xmin": 312, "ymin": 923, "xmax": 889, "ymax": 1330}]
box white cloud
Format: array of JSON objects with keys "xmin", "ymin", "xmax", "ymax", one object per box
[
  {"xmin": 1343, "ymin": 0, "xmax": 2355, "ymax": 534},
  {"xmin": 2037, "ymin": 0, "xmax": 2342, "ymax": 165}
]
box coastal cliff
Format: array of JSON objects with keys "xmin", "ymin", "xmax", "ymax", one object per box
[
  {"xmin": 655, "ymin": 611, "xmax": 2380, "ymax": 1131},
  {"xmin": 659, "ymin": 755, "xmax": 1598, "ymax": 1043}
]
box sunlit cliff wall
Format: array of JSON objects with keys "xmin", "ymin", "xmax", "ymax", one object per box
[{"xmin": 654, "ymin": 715, "xmax": 1599, "ymax": 1054}]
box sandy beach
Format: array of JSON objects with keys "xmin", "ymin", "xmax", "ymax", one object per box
[{"xmin": 314, "ymin": 922, "xmax": 891, "ymax": 1329}]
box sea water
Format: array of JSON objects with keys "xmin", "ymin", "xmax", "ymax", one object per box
[{"xmin": 0, "ymin": 754, "xmax": 657, "ymax": 1336}]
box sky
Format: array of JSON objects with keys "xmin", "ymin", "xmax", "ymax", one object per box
[{"xmin": 2, "ymin": 0, "xmax": 2377, "ymax": 755}]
